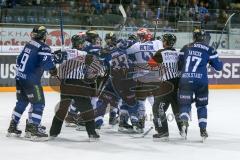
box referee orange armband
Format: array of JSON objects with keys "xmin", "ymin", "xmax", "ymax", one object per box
[{"xmin": 148, "ymin": 58, "xmax": 158, "ymax": 67}]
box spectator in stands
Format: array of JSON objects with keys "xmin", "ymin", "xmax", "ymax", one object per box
[
  {"xmin": 125, "ymin": 5, "xmax": 133, "ymax": 18},
  {"xmin": 91, "ymin": 0, "xmax": 101, "ymax": 14},
  {"xmin": 165, "ymin": 0, "xmax": 181, "ymax": 23},
  {"xmin": 198, "ymin": 1, "xmax": 209, "ymax": 28},
  {"xmin": 83, "ymin": 1, "xmax": 91, "ymax": 13},
  {"xmin": 163, "ymin": 20, "xmax": 175, "ymax": 32},
  {"xmin": 5, "ymin": 0, "xmax": 16, "ymax": 8},
  {"xmin": 217, "ymin": 9, "xmax": 228, "ymax": 29},
  {"xmin": 188, "ymin": 0, "xmax": 199, "ymax": 21}
]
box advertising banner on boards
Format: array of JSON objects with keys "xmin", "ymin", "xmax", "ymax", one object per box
[
  {"xmin": 1, "ymin": 27, "xmax": 240, "ymax": 52},
  {"xmin": 1, "ymin": 55, "xmax": 240, "ymax": 87}
]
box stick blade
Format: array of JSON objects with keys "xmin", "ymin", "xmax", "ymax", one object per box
[{"xmin": 119, "ymin": 4, "xmax": 127, "ymax": 19}]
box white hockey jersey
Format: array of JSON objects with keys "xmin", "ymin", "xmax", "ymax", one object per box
[
  {"xmin": 126, "ymin": 40, "xmax": 163, "ymax": 82},
  {"xmin": 126, "ymin": 40, "xmax": 163, "ymax": 64}
]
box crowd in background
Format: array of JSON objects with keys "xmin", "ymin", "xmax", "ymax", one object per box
[{"xmin": 1, "ymin": 0, "xmax": 240, "ymax": 30}]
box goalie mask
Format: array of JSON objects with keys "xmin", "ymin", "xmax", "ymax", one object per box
[
  {"xmin": 71, "ymin": 32, "xmax": 86, "ymax": 49},
  {"xmin": 136, "ymin": 28, "xmax": 152, "ymax": 42},
  {"xmin": 31, "ymin": 25, "xmax": 48, "ymax": 42}
]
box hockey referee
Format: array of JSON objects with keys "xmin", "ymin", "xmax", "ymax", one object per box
[
  {"xmin": 148, "ymin": 33, "xmax": 183, "ymax": 140},
  {"xmin": 49, "ymin": 31, "xmax": 106, "ymax": 140}
]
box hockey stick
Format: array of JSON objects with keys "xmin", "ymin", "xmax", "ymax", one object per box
[
  {"xmin": 215, "ymin": 12, "xmax": 238, "ymax": 49},
  {"xmin": 153, "ymin": 8, "xmax": 161, "ymax": 39},
  {"xmin": 130, "ymin": 126, "xmax": 154, "ymax": 138},
  {"xmin": 59, "ymin": 8, "xmax": 65, "ymax": 51},
  {"xmin": 117, "ymin": 4, "xmax": 127, "ymax": 38}
]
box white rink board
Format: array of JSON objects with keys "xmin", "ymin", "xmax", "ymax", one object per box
[{"xmin": 1, "ymin": 90, "xmax": 240, "ymax": 160}]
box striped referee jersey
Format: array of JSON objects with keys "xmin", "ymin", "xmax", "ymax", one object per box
[
  {"xmin": 153, "ymin": 48, "xmax": 180, "ymax": 81},
  {"xmin": 58, "ymin": 48, "xmax": 106, "ymax": 80}
]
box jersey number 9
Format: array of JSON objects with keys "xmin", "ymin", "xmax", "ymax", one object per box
[{"xmin": 18, "ymin": 53, "xmax": 29, "ymax": 72}]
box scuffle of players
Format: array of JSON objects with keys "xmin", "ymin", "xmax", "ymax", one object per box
[{"xmin": 6, "ymin": 25, "xmax": 223, "ymax": 142}]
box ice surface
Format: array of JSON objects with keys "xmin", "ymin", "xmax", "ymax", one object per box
[{"xmin": 1, "ymin": 90, "xmax": 240, "ymax": 160}]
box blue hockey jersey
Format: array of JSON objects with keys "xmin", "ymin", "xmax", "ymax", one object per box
[
  {"xmin": 15, "ymin": 40, "xmax": 55, "ymax": 83},
  {"xmin": 83, "ymin": 42, "xmax": 102, "ymax": 56},
  {"xmin": 179, "ymin": 42, "xmax": 223, "ymax": 84}
]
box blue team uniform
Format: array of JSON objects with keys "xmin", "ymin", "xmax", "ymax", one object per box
[
  {"xmin": 12, "ymin": 39, "xmax": 55, "ymax": 125},
  {"xmin": 178, "ymin": 42, "xmax": 223, "ymax": 129}
]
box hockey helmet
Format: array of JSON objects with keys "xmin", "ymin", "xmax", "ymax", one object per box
[
  {"xmin": 85, "ymin": 29, "xmax": 99, "ymax": 44},
  {"xmin": 71, "ymin": 32, "xmax": 86, "ymax": 49},
  {"xmin": 162, "ymin": 33, "xmax": 177, "ymax": 47},
  {"xmin": 193, "ymin": 28, "xmax": 206, "ymax": 42},
  {"xmin": 105, "ymin": 32, "xmax": 117, "ymax": 46},
  {"xmin": 128, "ymin": 33, "xmax": 138, "ymax": 41},
  {"xmin": 136, "ymin": 28, "xmax": 152, "ymax": 42},
  {"xmin": 31, "ymin": 25, "xmax": 48, "ymax": 41}
]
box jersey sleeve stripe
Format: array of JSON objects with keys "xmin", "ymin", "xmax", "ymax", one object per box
[
  {"xmin": 38, "ymin": 52, "xmax": 52, "ymax": 56},
  {"xmin": 209, "ymin": 54, "xmax": 219, "ymax": 59}
]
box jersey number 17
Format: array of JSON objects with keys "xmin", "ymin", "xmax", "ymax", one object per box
[{"xmin": 185, "ymin": 56, "xmax": 202, "ymax": 72}]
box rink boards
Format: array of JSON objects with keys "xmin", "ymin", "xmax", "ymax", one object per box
[{"xmin": 0, "ymin": 50, "xmax": 240, "ymax": 91}]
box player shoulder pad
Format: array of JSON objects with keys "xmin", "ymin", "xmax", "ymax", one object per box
[
  {"xmin": 180, "ymin": 43, "xmax": 192, "ymax": 52},
  {"xmin": 29, "ymin": 40, "xmax": 42, "ymax": 49}
]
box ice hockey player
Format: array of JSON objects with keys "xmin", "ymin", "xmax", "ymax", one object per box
[
  {"xmin": 178, "ymin": 28, "xmax": 223, "ymax": 141},
  {"xmin": 49, "ymin": 31, "xmax": 106, "ymax": 140},
  {"xmin": 148, "ymin": 33, "xmax": 183, "ymax": 141},
  {"xmin": 118, "ymin": 28, "xmax": 163, "ymax": 133},
  {"xmin": 83, "ymin": 30, "xmax": 107, "ymax": 130},
  {"xmin": 101, "ymin": 32, "xmax": 121, "ymax": 126},
  {"xmin": 7, "ymin": 25, "xmax": 57, "ymax": 141}
]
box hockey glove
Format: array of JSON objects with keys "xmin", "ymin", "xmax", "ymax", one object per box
[
  {"xmin": 53, "ymin": 50, "xmax": 67, "ymax": 64},
  {"xmin": 49, "ymin": 67, "xmax": 58, "ymax": 77}
]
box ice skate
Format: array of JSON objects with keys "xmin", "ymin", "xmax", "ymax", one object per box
[
  {"xmin": 6, "ymin": 120, "xmax": 22, "ymax": 137},
  {"xmin": 200, "ymin": 128, "xmax": 208, "ymax": 143},
  {"xmin": 25, "ymin": 119, "xmax": 46, "ymax": 139},
  {"xmin": 65, "ymin": 113, "xmax": 78, "ymax": 127},
  {"xmin": 109, "ymin": 116, "xmax": 119, "ymax": 126},
  {"xmin": 88, "ymin": 131, "xmax": 100, "ymax": 142},
  {"xmin": 27, "ymin": 123, "xmax": 48, "ymax": 141},
  {"xmin": 180, "ymin": 121, "xmax": 188, "ymax": 140},
  {"xmin": 153, "ymin": 132, "xmax": 169, "ymax": 141},
  {"xmin": 118, "ymin": 121, "xmax": 134, "ymax": 133},
  {"xmin": 76, "ymin": 124, "xmax": 86, "ymax": 131},
  {"xmin": 132, "ymin": 122, "xmax": 144, "ymax": 134}
]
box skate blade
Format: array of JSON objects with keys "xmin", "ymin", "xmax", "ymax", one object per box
[
  {"xmin": 153, "ymin": 137, "xmax": 169, "ymax": 142},
  {"xmin": 180, "ymin": 126, "xmax": 187, "ymax": 140},
  {"xmin": 30, "ymin": 136, "xmax": 48, "ymax": 142},
  {"xmin": 132, "ymin": 127, "xmax": 144, "ymax": 134},
  {"xmin": 180, "ymin": 134, "xmax": 187, "ymax": 140},
  {"xmin": 75, "ymin": 126, "xmax": 86, "ymax": 131},
  {"xmin": 48, "ymin": 136, "xmax": 57, "ymax": 141},
  {"xmin": 65, "ymin": 122, "xmax": 77, "ymax": 128},
  {"xmin": 201, "ymin": 136, "xmax": 207, "ymax": 143},
  {"xmin": 89, "ymin": 138, "xmax": 100, "ymax": 142},
  {"xmin": 6, "ymin": 132, "xmax": 21, "ymax": 138},
  {"xmin": 118, "ymin": 127, "xmax": 134, "ymax": 134},
  {"xmin": 24, "ymin": 132, "xmax": 31, "ymax": 139}
]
